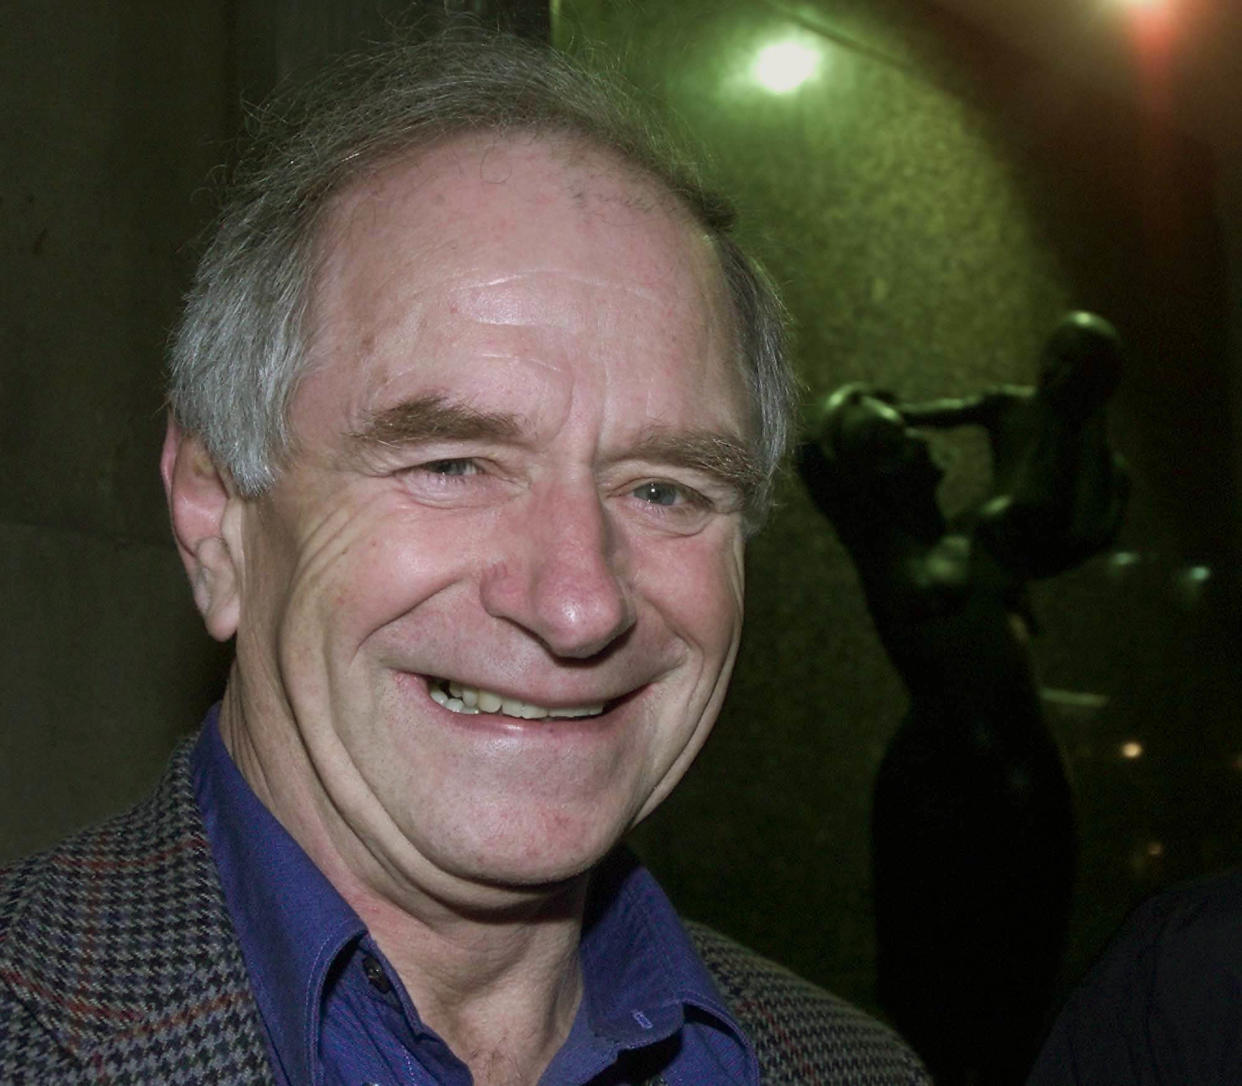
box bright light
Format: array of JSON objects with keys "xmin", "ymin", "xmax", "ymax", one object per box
[
  {"xmin": 1121, "ymin": 741, "xmax": 1144, "ymax": 759},
  {"xmin": 1117, "ymin": 0, "xmax": 1178, "ymax": 54},
  {"xmin": 752, "ymin": 41, "xmax": 821, "ymax": 94}
]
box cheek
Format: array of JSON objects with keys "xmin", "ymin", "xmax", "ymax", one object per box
[
  {"xmin": 277, "ymin": 497, "xmax": 477, "ymax": 657},
  {"xmin": 638, "ymin": 531, "xmax": 745, "ymax": 653},
  {"xmin": 235, "ymin": 502, "xmax": 306, "ymax": 654}
]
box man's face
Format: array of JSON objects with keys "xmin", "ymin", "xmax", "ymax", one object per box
[{"xmin": 228, "ymin": 134, "xmax": 753, "ymax": 901}]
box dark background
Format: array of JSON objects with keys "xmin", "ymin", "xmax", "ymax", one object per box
[{"xmin": 3, "ymin": 0, "xmax": 1239, "ymax": 1020}]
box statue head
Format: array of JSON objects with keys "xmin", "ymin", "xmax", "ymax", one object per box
[
  {"xmin": 1037, "ymin": 311, "xmax": 1123, "ymax": 418},
  {"xmin": 798, "ymin": 384, "xmax": 945, "ymax": 539}
]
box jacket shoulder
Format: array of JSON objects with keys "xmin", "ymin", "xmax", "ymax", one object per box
[
  {"xmin": 686, "ymin": 921, "xmax": 930, "ymax": 1085},
  {"xmin": 0, "ymin": 740, "xmax": 272, "ymax": 1084}
]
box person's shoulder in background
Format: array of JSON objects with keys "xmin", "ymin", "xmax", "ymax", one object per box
[{"xmin": 1027, "ymin": 868, "xmax": 1242, "ymax": 1085}]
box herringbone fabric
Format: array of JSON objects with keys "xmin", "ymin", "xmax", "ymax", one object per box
[
  {"xmin": 1, "ymin": 742, "xmax": 927, "ymax": 1084},
  {"xmin": 686, "ymin": 925, "xmax": 930, "ymax": 1085},
  {"xmin": 0, "ymin": 741, "xmax": 273, "ymax": 1084}
]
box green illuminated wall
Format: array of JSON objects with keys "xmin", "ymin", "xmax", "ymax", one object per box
[{"xmin": 558, "ymin": 0, "xmax": 1240, "ymax": 1013}]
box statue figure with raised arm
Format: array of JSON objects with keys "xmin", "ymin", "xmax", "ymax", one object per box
[{"xmin": 797, "ymin": 312, "xmax": 1129, "ymax": 1086}]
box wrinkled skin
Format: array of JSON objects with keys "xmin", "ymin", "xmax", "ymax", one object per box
[{"xmin": 166, "ymin": 134, "xmax": 753, "ymax": 918}]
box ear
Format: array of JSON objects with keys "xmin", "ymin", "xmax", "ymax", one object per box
[{"xmin": 161, "ymin": 414, "xmax": 244, "ymax": 642}]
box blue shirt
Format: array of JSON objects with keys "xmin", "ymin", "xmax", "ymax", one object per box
[{"xmin": 191, "ymin": 709, "xmax": 757, "ymax": 1085}]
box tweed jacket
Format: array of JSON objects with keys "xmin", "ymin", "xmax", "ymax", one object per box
[{"xmin": 0, "ymin": 742, "xmax": 928, "ymax": 1085}]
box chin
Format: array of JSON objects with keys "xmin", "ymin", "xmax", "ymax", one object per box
[
  {"xmin": 443, "ymin": 850, "xmax": 611, "ymax": 909},
  {"xmin": 476, "ymin": 857, "xmax": 600, "ymax": 896},
  {"xmin": 415, "ymin": 799, "xmax": 637, "ymax": 896}
]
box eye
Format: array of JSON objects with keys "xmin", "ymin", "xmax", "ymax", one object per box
[
  {"xmin": 623, "ymin": 478, "xmax": 721, "ymax": 535},
  {"xmin": 420, "ymin": 458, "xmax": 481, "ymax": 477},
  {"xmin": 632, "ymin": 480, "xmax": 689, "ymax": 507},
  {"xmin": 395, "ymin": 457, "xmax": 494, "ymax": 504}
]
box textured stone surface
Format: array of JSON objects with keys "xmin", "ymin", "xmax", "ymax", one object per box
[
  {"xmin": 0, "ymin": 522, "xmax": 230, "ymax": 861},
  {"xmin": 0, "ymin": 3, "xmax": 233, "ymax": 544},
  {"xmin": 0, "ymin": 3, "xmax": 234, "ymax": 861}
]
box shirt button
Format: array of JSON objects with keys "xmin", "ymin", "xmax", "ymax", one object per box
[{"xmin": 362, "ymin": 954, "xmax": 393, "ymax": 993}]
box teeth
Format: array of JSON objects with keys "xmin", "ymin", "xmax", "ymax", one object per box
[
  {"xmin": 431, "ymin": 679, "xmax": 604, "ymax": 721},
  {"xmin": 448, "ymin": 681, "xmax": 479, "ymax": 709},
  {"xmin": 503, "ymin": 697, "xmax": 543, "ymax": 719},
  {"xmin": 430, "ymin": 685, "xmax": 478, "ymax": 714}
]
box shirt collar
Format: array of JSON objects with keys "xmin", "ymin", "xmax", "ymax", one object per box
[
  {"xmin": 191, "ymin": 706, "xmax": 364, "ymax": 1086},
  {"xmin": 581, "ymin": 847, "xmax": 742, "ymax": 1037},
  {"xmin": 562, "ymin": 847, "xmax": 757, "ymax": 1081}
]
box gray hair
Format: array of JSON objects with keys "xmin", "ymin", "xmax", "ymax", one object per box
[{"xmin": 168, "ymin": 26, "xmax": 795, "ymax": 526}]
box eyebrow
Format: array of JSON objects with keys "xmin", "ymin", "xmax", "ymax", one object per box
[
  {"xmin": 349, "ymin": 395, "xmax": 524, "ymax": 450},
  {"xmin": 349, "ymin": 395, "xmax": 761, "ymax": 498}
]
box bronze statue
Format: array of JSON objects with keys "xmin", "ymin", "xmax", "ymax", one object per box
[{"xmin": 797, "ymin": 313, "xmax": 1128, "ymax": 1085}]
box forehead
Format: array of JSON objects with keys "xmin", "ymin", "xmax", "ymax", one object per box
[
  {"xmin": 318, "ymin": 130, "xmax": 719, "ymax": 281},
  {"xmin": 298, "ymin": 132, "xmax": 742, "ymax": 419}
]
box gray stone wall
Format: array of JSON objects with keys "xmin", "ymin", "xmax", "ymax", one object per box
[{"xmin": 1, "ymin": 3, "xmax": 235, "ymax": 862}]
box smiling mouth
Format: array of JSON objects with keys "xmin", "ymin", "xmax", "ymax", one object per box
[{"xmin": 428, "ymin": 678, "xmax": 608, "ymax": 721}]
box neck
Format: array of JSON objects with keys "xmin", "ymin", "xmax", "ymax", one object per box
[
  {"xmin": 217, "ymin": 674, "xmax": 589, "ymax": 1086},
  {"xmin": 363, "ymin": 883, "xmax": 586, "ymax": 1085}
]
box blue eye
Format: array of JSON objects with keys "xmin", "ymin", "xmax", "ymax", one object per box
[{"xmin": 633, "ymin": 481, "xmax": 683, "ymax": 506}]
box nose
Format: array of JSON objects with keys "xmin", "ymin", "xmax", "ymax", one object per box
[{"xmin": 479, "ymin": 482, "xmax": 636, "ymax": 659}]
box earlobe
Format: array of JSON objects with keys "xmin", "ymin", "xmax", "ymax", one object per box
[{"xmin": 161, "ymin": 414, "xmax": 244, "ymax": 642}]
